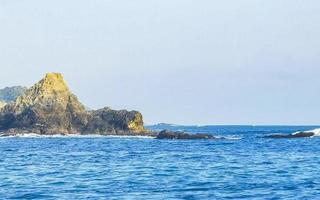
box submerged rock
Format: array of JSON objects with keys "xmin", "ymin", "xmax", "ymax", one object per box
[
  {"xmin": 156, "ymin": 130, "xmax": 217, "ymax": 140},
  {"xmin": 0, "ymin": 73, "xmax": 146, "ymax": 135},
  {"xmin": 264, "ymin": 131, "xmax": 314, "ymax": 139}
]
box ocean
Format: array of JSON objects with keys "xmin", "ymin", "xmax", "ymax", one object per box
[{"xmin": 1, "ymin": 125, "xmax": 320, "ymax": 199}]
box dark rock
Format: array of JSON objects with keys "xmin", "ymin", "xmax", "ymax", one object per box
[
  {"xmin": 84, "ymin": 107, "xmax": 146, "ymax": 135},
  {"xmin": 156, "ymin": 130, "xmax": 217, "ymax": 140},
  {"xmin": 264, "ymin": 132, "xmax": 314, "ymax": 139}
]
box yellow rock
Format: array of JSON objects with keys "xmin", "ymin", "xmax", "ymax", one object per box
[
  {"xmin": 13, "ymin": 73, "xmax": 81, "ymax": 114},
  {"xmin": 0, "ymin": 101, "xmax": 6, "ymax": 109},
  {"xmin": 128, "ymin": 113, "xmax": 146, "ymax": 133}
]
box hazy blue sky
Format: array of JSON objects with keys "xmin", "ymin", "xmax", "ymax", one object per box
[{"xmin": 0, "ymin": 0, "xmax": 320, "ymax": 125}]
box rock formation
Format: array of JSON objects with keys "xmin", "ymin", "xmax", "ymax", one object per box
[
  {"xmin": 0, "ymin": 73, "xmax": 146, "ymax": 135},
  {"xmin": 84, "ymin": 107, "xmax": 147, "ymax": 135},
  {"xmin": 264, "ymin": 131, "xmax": 315, "ymax": 139},
  {"xmin": 156, "ymin": 130, "xmax": 217, "ymax": 140},
  {"xmin": 0, "ymin": 72, "xmax": 218, "ymax": 140}
]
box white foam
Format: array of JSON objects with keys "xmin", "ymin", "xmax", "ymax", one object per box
[
  {"xmin": 222, "ymin": 135, "xmax": 242, "ymax": 140},
  {"xmin": 0, "ymin": 133, "xmax": 156, "ymax": 139},
  {"xmin": 310, "ymin": 129, "xmax": 320, "ymax": 136},
  {"xmin": 103, "ymin": 135, "xmax": 156, "ymax": 139},
  {"xmin": 292, "ymin": 128, "xmax": 320, "ymax": 137}
]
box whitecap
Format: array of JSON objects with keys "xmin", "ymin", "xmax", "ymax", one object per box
[
  {"xmin": 292, "ymin": 128, "xmax": 320, "ymax": 137},
  {"xmin": 222, "ymin": 135, "xmax": 242, "ymax": 140}
]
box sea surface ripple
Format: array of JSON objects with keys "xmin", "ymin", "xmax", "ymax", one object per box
[{"xmin": 0, "ymin": 125, "xmax": 320, "ymax": 199}]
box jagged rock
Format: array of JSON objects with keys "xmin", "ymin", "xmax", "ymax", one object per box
[
  {"xmin": 0, "ymin": 73, "xmax": 88, "ymax": 134},
  {"xmin": 0, "ymin": 73, "xmax": 146, "ymax": 135},
  {"xmin": 156, "ymin": 130, "xmax": 217, "ymax": 140},
  {"xmin": 0, "ymin": 101, "xmax": 6, "ymax": 109},
  {"xmin": 0, "ymin": 86, "xmax": 27, "ymax": 103}
]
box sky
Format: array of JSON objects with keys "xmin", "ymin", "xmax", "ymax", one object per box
[{"xmin": 0, "ymin": 0, "xmax": 320, "ymax": 125}]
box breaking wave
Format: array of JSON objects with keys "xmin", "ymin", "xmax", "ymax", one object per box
[
  {"xmin": 292, "ymin": 128, "xmax": 320, "ymax": 136},
  {"xmin": 223, "ymin": 135, "xmax": 243, "ymax": 140},
  {"xmin": 293, "ymin": 128, "xmax": 320, "ymax": 137}
]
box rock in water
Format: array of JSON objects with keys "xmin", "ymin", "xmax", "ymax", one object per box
[
  {"xmin": 264, "ymin": 132, "xmax": 314, "ymax": 139},
  {"xmin": 0, "ymin": 73, "xmax": 88, "ymax": 134},
  {"xmin": 0, "ymin": 73, "xmax": 146, "ymax": 135},
  {"xmin": 84, "ymin": 107, "xmax": 147, "ymax": 135},
  {"xmin": 156, "ymin": 130, "xmax": 217, "ymax": 140}
]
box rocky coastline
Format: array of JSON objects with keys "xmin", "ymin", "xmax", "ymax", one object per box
[{"xmin": 0, "ymin": 73, "xmax": 217, "ymax": 140}]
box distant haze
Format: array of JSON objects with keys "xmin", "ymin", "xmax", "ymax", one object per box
[{"xmin": 0, "ymin": 0, "xmax": 320, "ymax": 125}]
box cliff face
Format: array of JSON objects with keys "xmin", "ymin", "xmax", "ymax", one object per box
[
  {"xmin": 84, "ymin": 107, "xmax": 146, "ymax": 135},
  {"xmin": 0, "ymin": 73, "xmax": 146, "ymax": 135}
]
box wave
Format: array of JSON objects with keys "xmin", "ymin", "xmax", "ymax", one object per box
[
  {"xmin": 291, "ymin": 128, "xmax": 320, "ymax": 138},
  {"xmin": 292, "ymin": 128, "xmax": 320, "ymax": 137},
  {"xmin": 223, "ymin": 135, "xmax": 243, "ymax": 140},
  {"xmin": 102, "ymin": 135, "xmax": 156, "ymax": 139}
]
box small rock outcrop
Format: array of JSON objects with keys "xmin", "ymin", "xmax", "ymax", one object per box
[
  {"xmin": 84, "ymin": 107, "xmax": 146, "ymax": 135},
  {"xmin": 156, "ymin": 130, "xmax": 217, "ymax": 140},
  {"xmin": 0, "ymin": 73, "xmax": 146, "ymax": 135},
  {"xmin": 264, "ymin": 131, "xmax": 314, "ymax": 139}
]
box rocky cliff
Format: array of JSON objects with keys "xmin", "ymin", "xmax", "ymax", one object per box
[{"xmin": 0, "ymin": 73, "xmax": 146, "ymax": 135}]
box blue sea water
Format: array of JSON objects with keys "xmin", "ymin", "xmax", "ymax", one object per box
[{"xmin": 1, "ymin": 125, "xmax": 320, "ymax": 199}]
